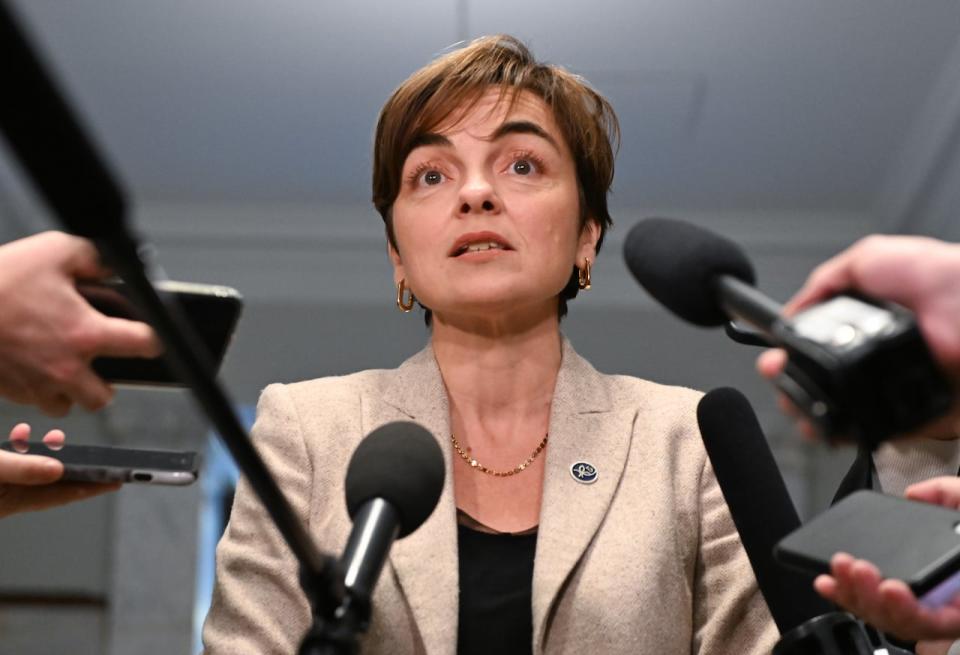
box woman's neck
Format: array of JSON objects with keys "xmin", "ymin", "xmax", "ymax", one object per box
[{"xmin": 430, "ymin": 306, "xmax": 562, "ymax": 424}]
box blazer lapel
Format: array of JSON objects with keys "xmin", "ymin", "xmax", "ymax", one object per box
[
  {"xmin": 532, "ymin": 340, "xmax": 631, "ymax": 653},
  {"xmin": 368, "ymin": 347, "xmax": 459, "ymax": 655}
]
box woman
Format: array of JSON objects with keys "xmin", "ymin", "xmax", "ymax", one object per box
[{"xmin": 203, "ymin": 35, "xmax": 776, "ymax": 654}]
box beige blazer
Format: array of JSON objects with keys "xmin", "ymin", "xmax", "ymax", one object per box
[{"xmin": 203, "ymin": 340, "xmax": 777, "ymax": 654}]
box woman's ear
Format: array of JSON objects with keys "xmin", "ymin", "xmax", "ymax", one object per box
[
  {"xmin": 388, "ymin": 241, "xmax": 405, "ymax": 285},
  {"xmin": 577, "ymin": 218, "xmax": 601, "ymax": 264}
]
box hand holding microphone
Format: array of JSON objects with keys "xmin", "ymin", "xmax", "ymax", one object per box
[
  {"xmin": 624, "ymin": 218, "xmax": 954, "ymax": 449},
  {"xmin": 756, "ymin": 234, "xmax": 960, "ymax": 443}
]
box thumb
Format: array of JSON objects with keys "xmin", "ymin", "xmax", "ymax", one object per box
[
  {"xmin": 60, "ymin": 234, "xmax": 109, "ymax": 280},
  {"xmin": 0, "ymin": 449, "xmax": 63, "ymax": 485}
]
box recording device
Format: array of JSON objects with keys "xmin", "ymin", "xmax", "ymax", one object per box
[
  {"xmin": 776, "ymin": 490, "xmax": 960, "ymax": 609},
  {"xmin": 0, "ymin": 441, "xmax": 198, "ymax": 485},
  {"xmin": 78, "ymin": 279, "xmax": 243, "ymax": 386},
  {"xmin": 626, "ymin": 217, "xmax": 954, "ymax": 449},
  {"xmin": 696, "ymin": 388, "xmax": 910, "ymax": 654}
]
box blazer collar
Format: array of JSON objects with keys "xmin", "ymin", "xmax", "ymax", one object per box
[
  {"xmin": 531, "ymin": 339, "xmax": 629, "ymax": 654},
  {"xmin": 371, "ymin": 346, "xmax": 458, "ymax": 655},
  {"xmin": 372, "ymin": 338, "xmax": 627, "ymax": 655}
]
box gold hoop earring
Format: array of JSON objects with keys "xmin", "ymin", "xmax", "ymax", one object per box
[
  {"xmin": 578, "ymin": 258, "xmax": 592, "ymax": 290},
  {"xmin": 396, "ymin": 279, "xmax": 415, "ymax": 312}
]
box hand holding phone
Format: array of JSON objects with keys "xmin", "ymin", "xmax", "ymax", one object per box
[
  {"xmin": 0, "ymin": 424, "xmax": 120, "ymax": 518},
  {"xmin": 776, "ymin": 491, "xmax": 960, "ymax": 612},
  {"xmin": 0, "ymin": 440, "xmax": 199, "ymax": 486},
  {"xmin": 79, "ymin": 279, "xmax": 243, "ymax": 387}
]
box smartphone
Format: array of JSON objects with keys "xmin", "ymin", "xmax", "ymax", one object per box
[
  {"xmin": 774, "ymin": 490, "xmax": 960, "ymax": 607},
  {"xmin": 78, "ymin": 279, "xmax": 243, "ymax": 387},
  {"xmin": 1, "ymin": 442, "xmax": 199, "ymax": 485}
]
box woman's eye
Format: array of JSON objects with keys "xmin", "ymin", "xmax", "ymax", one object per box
[
  {"xmin": 512, "ymin": 159, "xmax": 535, "ymax": 176},
  {"xmin": 421, "ymin": 169, "xmax": 444, "ymax": 185}
]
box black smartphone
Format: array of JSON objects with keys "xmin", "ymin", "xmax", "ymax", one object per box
[
  {"xmin": 78, "ymin": 279, "xmax": 243, "ymax": 387},
  {"xmin": 1, "ymin": 441, "xmax": 199, "ymax": 485},
  {"xmin": 774, "ymin": 490, "xmax": 960, "ymax": 608}
]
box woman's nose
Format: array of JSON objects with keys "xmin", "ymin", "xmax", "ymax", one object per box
[{"xmin": 458, "ymin": 174, "xmax": 501, "ymax": 215}]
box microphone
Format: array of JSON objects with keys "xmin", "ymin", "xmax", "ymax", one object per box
[
  {"xmin": 697, "ymin": 387, "xmax": 831, "ymax": 632},
  {"xmin": 626, "ymin": 217, "xmax": 952, "ymax": 448},
  {"xmin": 623, "ymin": 217, "xmax": 767, "ymax": 328},
  {"xmin": 697, "ymin": 388, "xmax": 910, "ymax": 654},
  {"xmin": 339, "ymin": 421, "xmax": 445, "ymax": 627}
]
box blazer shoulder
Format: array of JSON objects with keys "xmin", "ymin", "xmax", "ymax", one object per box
[
  {"xmin": 604, "ymin": 373, "xmax": 704, "ymax": 413},
  {"xmin": 264, "ymin": 367, "xmax": 395, "ymax": 409}
]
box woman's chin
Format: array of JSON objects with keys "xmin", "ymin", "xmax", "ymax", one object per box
[{"xmin": 430, "ymin": 296, "xmax": 559, "ymax": 324}]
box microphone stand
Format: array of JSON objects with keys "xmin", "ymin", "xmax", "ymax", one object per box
[{"xmin": 0, "ymin": 2, "xmax": 358, "ymax": 651}]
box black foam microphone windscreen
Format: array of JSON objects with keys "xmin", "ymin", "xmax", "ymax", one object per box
[
  {"xmin": 345, "ymin": 421, "xmax": 444, "ymax": 538},
  {"xmin": 697, "ymin": 387, "xmax": 833, "ymax": 633},
  {"xmin": 0, "ymin": 1, "xmax": 128, "ymax": 240},
  {"xmin": 623, "ymin": 217, "xmax": 756, "ymax": 326}
]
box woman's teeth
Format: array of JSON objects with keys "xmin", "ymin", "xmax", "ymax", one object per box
[{"xmin": 463, "ymin": 242, "xmax": 503, "ymax": 254}]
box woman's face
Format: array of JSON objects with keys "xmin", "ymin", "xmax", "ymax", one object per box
[{"xmin": 389, "ymin": 88, "xmax": 599, "ymax": 322}]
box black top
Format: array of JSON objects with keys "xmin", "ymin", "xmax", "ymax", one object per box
[{"xmin": 457, "ymin": 524, "xmax": 537, "ymax": 655}]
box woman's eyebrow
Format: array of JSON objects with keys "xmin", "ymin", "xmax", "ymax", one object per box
[
  {"xmin": 491, "ymin": 121, "xmax": 560, "ymax": 152},
  {"xmin": 408, "ymin": 133, "xmax": 452, "ymax": 151},
  {"xmin": 406, "ymin": 121, "xmax": 560, "ymax": 153}
]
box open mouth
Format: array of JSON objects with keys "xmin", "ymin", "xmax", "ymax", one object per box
[
  {"xmin": 453, "ymin": 241, "xmax": 510, "ymax": 256},
  {"xmin": 449, "ymin": 232, "xmax": 514, "ymax": 257}
]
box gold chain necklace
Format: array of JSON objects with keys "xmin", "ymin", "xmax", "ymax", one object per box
[{"xmin": 450, "ymin": 432, "xmax": 548, "ymax": 477}]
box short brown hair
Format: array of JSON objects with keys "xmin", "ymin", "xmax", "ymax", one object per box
[{"xmin": 372, "ymin": 35, "xmax": 619, "ymax": 321}]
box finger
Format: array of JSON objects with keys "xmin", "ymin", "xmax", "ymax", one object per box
[
  {"xmin": 916, "ymin": 639, "xmax": 955, "ymax": 655},
  {"xmin": 878, "ymin": 580, "xmax": 930, "ymax": 638},
  {"xmin": 814, "ymin": 574, "xmax": 838, "ymax": 601},
  {"xmin": 771, "ymin": 393, "xmax": 823, "ymax": 441},
  {"xmin": 41, "ymin": 429, "xmax": 65, "ymax": 449},
  {"xmin": 61, "ymin": 368, "xmax": 114, "ymax": 412},
  {"xmin": 58, "ymin": 234, "xmax": 108, "ymax": 280},
  {"xmin": 8, "ymin": 423, "xmax": 31, "ymax": 441},
  {"xmin": 925, "ymin": 607, "xmax": 960, "ymax": 640},
  {"xmin": 785, "ymin": 248, "xmax": 860, "ymax": 315},
  {"xmin": 776, "ymin": 394, "xmax": 805, "ymax": 421},
  {"xmin": 849, "ymin": 558, "xmax": 885, "ymax": 615},
  {"xmin": 798, "ymin": 419, "xmax": 822, "ymax": 442},
  {"xmin": 38, "ymin": 393, "xmax": 72, "ymax": 418},
  {"xmin": 919, "ymin": 313, "xmax": 960, "ymax": 371},
  {"xmin": 756, "ymin": 349, "xmax": 787, "ymax": 379},
  {"xmin": 0, "ymin": 449, "xmax": 63, "ymax": 485},
  {"xmin": 907, "ymin": 478, "xmax": 960, "ymax": 509},
  {"xmin": 89, "ymin": 317, "xmax": 162, "ymax": 359},
  {"xmin": 830, "ymin": 553, "xmax": 861, "ymax": 609}
]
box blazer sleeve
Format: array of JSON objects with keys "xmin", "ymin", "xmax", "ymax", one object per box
[
  {"xmin": 691, "ymin": 454, "xmax": 779, "ymax": 654},
  {"xmin": 202, "ymin": 383, "xmax": 314, "ymax": 654}
]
